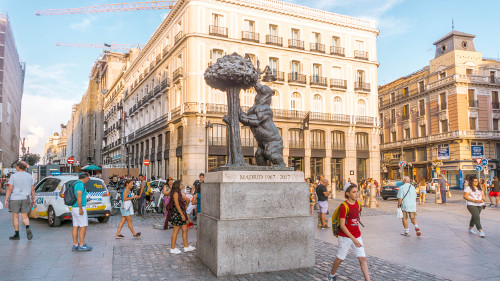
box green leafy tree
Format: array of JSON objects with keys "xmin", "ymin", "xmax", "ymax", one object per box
[{"xmin": 21, "ymin": 153, "xmax": 41, "ymax": 166}]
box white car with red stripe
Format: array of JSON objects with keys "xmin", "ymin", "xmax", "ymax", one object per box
[{"xmin": 34, "ymin": 175, "xmax": 111, "ymax": 227}]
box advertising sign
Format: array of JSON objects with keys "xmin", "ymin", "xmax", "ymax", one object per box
[
  {"xmin": 438, "ymin": 145, "xmax": 450, "ymax": 160},
  {"xmin": 471, "ymin": 145, "xmax": 484, "ymax": 159}
]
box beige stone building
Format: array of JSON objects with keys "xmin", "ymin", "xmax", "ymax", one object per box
[
  {"xmin": 379, "ymin": 30, "xmax": 500, "ymax": 188},
  {"xmin": 119, "ymin": 0, "xmax": 380, "ymax": 185}
]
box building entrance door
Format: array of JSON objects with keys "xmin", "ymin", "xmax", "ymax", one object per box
[{"xmin": 331, "ymin": 158, "xmax": 343, "ymax": 190}]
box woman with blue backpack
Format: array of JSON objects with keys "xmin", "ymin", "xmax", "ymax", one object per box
[{"xmin": 115, "ymin": 179, "xmax": 141, "ymax": 239}]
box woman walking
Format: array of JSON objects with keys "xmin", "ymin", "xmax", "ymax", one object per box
[
  {"xmin": 166, "ymin": 180, "xmax": 195, "ymax": 254},
  {"xmin": 418, "ymin": 179, "xmax": 427, "ymax": 205},
  {"xmin": 464, "ymin": 176, "xmax": 485, "ymax": 238},
  {"xmin": 115, "ymin": 180, "xmax": 141, "ymax": 239},
  {"xmin": 306, "ymin": 178, "xmax": 315, "ymax": 215}
]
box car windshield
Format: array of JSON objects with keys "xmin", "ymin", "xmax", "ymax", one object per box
[
  {"xmin": 66, "ymin": 179, "xmax": 107, "ymax": 193},
  {"xmin": 382, "ymin": 181, "xmax": 403, "ymax": 187}
]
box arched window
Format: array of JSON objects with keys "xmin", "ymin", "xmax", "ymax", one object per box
[
  {"xmin": 357, "ymin": 99, "xmax": 366, "ymax": 116},
  {"xmin": 289, "ymin": 128, "xmax": 304, "ymax": 148},
  {"xmin": 332, "ymin": 131, "xmax": 345, "ymax": 150},
  {"xmin": 333, "ymin": 96, "xmax": 342, "ymax": 114},
  {"xmin": 271, "ymin": 90, "xmax": 280, "ymax": 109},
  {"xmin": 209, "ymin": 124, "xmax": 227, "ymax": 146},
  {"xmin": 242, "ymin": 88, "xmax": 256, "ymax": 107},
  {"xmin": 312, "ymin": 94, "xmax": 322, "ymax": 112},
  {"xmin": 356, "ymin": 132, "xmax": 369, "ymax": 151},
  {"xmin": 311, "ymin": 130, "xmax": 325, "ymax": 149},
  {"xmin": 357, "ymin": 70, "xmax": 365, "ymax": 84},
  {"xmin": 240, "ymin": 126, "xmax": 256, "ymax": 147},
  {"xmin": 291, "ymin": 92, "xmax": 302, "ymax": 110}
]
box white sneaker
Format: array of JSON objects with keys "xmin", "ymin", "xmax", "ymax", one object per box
[
  {"xmin": 401, "ymin": 231, "xmax": 410, "ymax": 237},
  {"xmin": 469, "ymin": 229, "xmax": 477, "ymax": 235},
  {"xmin": 479, "ymin": 231, "xmax": 485, "ymax": 238},
  {"xmin": 170, "ymin": 248, "xmax": 181, "ymax": 254},
  {"xmin": 184, "ymin": 245, "xmax": 196, "ymax": 252}
]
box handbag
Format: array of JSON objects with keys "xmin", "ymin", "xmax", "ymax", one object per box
[{"xmin": 29, "ymin": 206, "xmax": 39, "ymax": 218}]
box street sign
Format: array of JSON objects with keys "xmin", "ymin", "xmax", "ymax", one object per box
[
  {"xmin": 475, "ymin": 165, "xmax": 482, "ymax": 172},
  {"xmin": 398, "ymin": 161, "xmax": 406, "ymax": 167},
  {"xmin": 143, "ymin": 159, "xmax": 150, "ymax": 166},
  {"xmin": 67, "ymin": 157, "xmax": 75, "ymax": 164},
  {"xmin": 413, "ymin": 168, "xmax": 417, "ymax": 176},
  {"xmin": 481, "ymin": 159, "xmax": 488, "ymax": 166},
  {"xmin": 436, "ymin": 167, "xmax": 441, "ymax": 174},
  {"xmin": 475, "ymin": 158, "xmax": 482, "ymax": 165},
  {"xmin": 75, "ymin": 160, "xmax": 80, "ymax": 166}
]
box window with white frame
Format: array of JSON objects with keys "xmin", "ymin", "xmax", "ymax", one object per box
[
  {"xmin": 469, "ymin": 117, "xmax": 477, "ymax": 130},
  {"xmin": 269, "ymin": 58, "xmax": 278, "ymax": 75},
  {"xmin": 271, "ymin": 90, "xmax": 280, "ymax": 109},
  {"xmin": 355, "ymin": 40, "xmax": 364, "ymax": 51},
  {"xmin": 357, "ymin": 99, "xmax": 366, "ymax": 116},
  {"xmin": 291, "ymin": 92, "xmax": 302, "ymax": 110},
  {"xmin": 269, "ymin": 24, "xmax": 278, "ymax": 36},
  {"xmin": 291, "ymin": 28, "xmax": 300, "ymax": 40},
  {"xmin": 211, "ymin": 49, "xmax": 223, "ymax": 63},
  {"xmin": 212, "ymin": 14, "xmax": 223, "ymax": 26},
  {"xmin": 332, "ymin": 36, "xmax": 340, "ymax": 47},
  {"xmin": 244, "ymin": 20, "xmax": 255, "ymax": 32},
  {"xmin": 242, "ymin": 88, "xmax": 256, "ymax": 107},
  {"xmin": 312, "ymin": 94, "xmax": 322, "ymax": 112},
  {"xmin": 333, "ymin": 96, "xmax": 342, "ymax": 114},
  {"xmin": 332, "ymin": 66, "xmax": 342, "ymax": 79}
]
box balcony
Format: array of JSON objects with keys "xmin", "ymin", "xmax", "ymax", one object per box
[
  {"xmin": 355, "ymin": 82, "xmax": 370, "ymax": 92},
  {"xmin": 310, "ymin": 75, "xmax": 327, "ymax": 87},
  {"xmin": 174, "ymin": 31, "xmax": 184, "ymax": 44},
  {"xmin": 266, "ymin": 35, "xmax": 283, "ymax": 46},
  {"xmin": 354, "ymin": 50, "xmax": 369, "ymax": 60},
  {"xmin": 274, "ymin": 71, "xmax": 285, "ymax": 82},
  {"xmin": 161, "ymin": 78, "xmax": 170, "ymax": 89},
  {"xmin": 310, "ymin": 112, "xmax": 350, "ymax": 124},
  {"xmin": 173, "ymin": 68, "xmax": 183, "ymax": 82},
  {"xmin": 330, "ymin": 46, "xmax": 345, "ymax": 56},
  {"xmin": 469, "ymin": 100, "xmax": 479, "ymax": 108},
  {"xmin": 332, "ymin": 143, "xmax": 345, "ymax": 151},
  {"xmin": 330, "ymin": 79, "xmax": 347, "ymax": 89},
  {"xmin": 311, "ymin": 142, "xmax": 325, "ymax": 149},
  {"xmin": 355, "ymin": 116, "xmax": 375, "ymax": 125},
  {"xmin": 288, "ymin": 39, "xmax": 304, "ymax": 50},
  {"xmin": 310, "ymin": 43, "xmax": 325, "ymax": 53},
  {"xmin": 289, "ymin": 140, "xmax": 304, "ymax": 149},
  {"xmin": 162, "ymin": 45, "xmax": 170, "ymax": 56},
  {"xmin": 356, "ymin": 144, "xmax": 369, "ymax": 151},
  {"xmin": 241, "ymin": 31, "xmax": 259, "ymax": 43},
  {"xmin": 209, "ymin": 25, "xmax": 228, "ymax": 37},
  {"xmin": 209, "ymin": 137, "xmax": 227, "ymax": 146},
  {"xmin": 493, "ymin": 102, "xmax": 500, "ymax": 109},
  {"xmin": 288, "ymin": 73, "xmax": 306, "ymax": 84}
]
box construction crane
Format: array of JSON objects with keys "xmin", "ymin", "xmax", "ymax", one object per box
[
  {"xmin": 56, "ymin": 42, "xmax": 144, "ymax": 51},
  {"xmin": 35, "ymin": 1, "xmax": 175, "ymax": 16}
]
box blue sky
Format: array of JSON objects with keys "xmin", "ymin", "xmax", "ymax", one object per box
[{"xmin": 2, "ymin": 0, "xmax": 500, "ymax": 155}]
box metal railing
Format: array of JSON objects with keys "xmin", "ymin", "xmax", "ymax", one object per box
[
  {"xmin": 161, "ymin": 78, "xmax": 170, "ymax": 89},
  {"xmin": 274, "ymin": 71, "xmax": 285, "ymax": 82},
  {"xmin": 354, "ymin": 50, "xmax": 369, "ymax": 60},
  {"xmin": 288, "ymin": 39, "xmax": 304, "ymax": 50},
  {"xmin": 289, "ymin": 140, "xmax": 304, "ymax": 148},
  {"xmin": 173, "ymin": 67, "xmax": 183, "ymax": 82},
  {"xmin": 332, "ymin": 143, "xmax": 345, "ymax": 151},
  {"xmin": 242, "ymin": 31, "xmax": 259, "ymax": 43},
  {"xmin": 310, "ymin": 112, "xmax": 350, "ymax": 123},
  {"xmin": 330, "ymin": 79, "xmax": 347, "ymax": 89},
  {"xmin": 311, "ymin": 142, "xmax": 325, "ymax": 149},
  {"xmin": 174, "ymin": 31, "xmax": 184, "ymax": 44},
  {"xmin": 310, "ymin": 43, "xmax": 325, "ymax": 53},
  {"xmin": 288, "ymin": 73, "xmax": 307, "ymax": 84},
  {"xmin": 241, "ymin": 138, "xmax": 257, "ymax": 147},
  {"xmin": 355, "ymin": 116, "xmax": 375, "ymax": 125},
  {"xmin": 209, "ymin": 137, "xmax": 227, "ymax": 146},
  {"xmin": 469, "ymin": 100, "xmax": 479, "ymax": 107},
  {"xmin": 209, "ymin": 25, "xmax": 228, "ymax": 37},
  {"xmin": 266, "ymin": 35, "xmax": 283, "ymax": 46},
  {"xmin": 356, "ymin": 144, "xmax": 369, "ymax": 151},
  {"xmin": 355, "ymin": 82, "xmax": 370, "ymax": 92},
  {"xmin": 310, "ymin": 75, "xmax": 327, "ymax": 87},
  {"xmin": 493, "ymin": 102, "xmax": 500, "ymax": 109},
  {"xmin": 330, "ymin": 46, "xmax": 345, "ymax": 56}
]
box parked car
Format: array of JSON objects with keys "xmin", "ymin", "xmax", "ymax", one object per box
[
  {"xmin": 34, "ymin": 175, "xmax": 111, "ymax": 227},
  {"xmin": 380, "ymin": 181, "xmax": 403, "ymax": 200},
  {"xmin": 427, "ymin": 178, "xmax": 440, "ymax": 193}
]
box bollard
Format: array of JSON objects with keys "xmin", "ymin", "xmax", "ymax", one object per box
[
  {"xmin": 435, "ymin": 188, "xmax": 442, "ymax": 204},
  {"xmin": 369, "ymin": 185, "xmax": 377, "ymax": 208}
]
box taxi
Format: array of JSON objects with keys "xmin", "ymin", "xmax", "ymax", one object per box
[{"xmin": 34, "ymin": 175, "xmax": 111, "ymax": 227}]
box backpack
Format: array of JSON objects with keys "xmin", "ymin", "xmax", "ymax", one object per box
[
  {"xmin": 63, "ymin": 182, "xmax": 79, "ymax": 206},
  {"xmin": 332, "ymin": 200, "xmax": 362, "ymax": 238}
]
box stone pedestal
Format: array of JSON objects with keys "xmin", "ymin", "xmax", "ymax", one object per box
[{"xmin": 197, "ymin": 170, "xmax": 315, "ymax": 277}]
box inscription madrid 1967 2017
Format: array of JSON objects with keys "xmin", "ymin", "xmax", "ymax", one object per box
[{"xmin": 239, "ymin": 174, "xmax": 291, "ymax": 181}]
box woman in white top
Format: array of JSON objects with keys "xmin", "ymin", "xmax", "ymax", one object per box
[
  {"xmin": 418, "ymin": 179, "xmax": 427, "ymax": 205},
  {"xmin": 463, "ymin": 176, "xmax": 485, "ymax": 238}
]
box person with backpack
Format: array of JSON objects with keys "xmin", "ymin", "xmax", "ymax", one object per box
[
  {"xmin": 328, "ymin": 184, "xmax": 370, "ymax": 281},
  {"xmin": 398, "ymin": 176, "xmax": 421, "ymax": 237},
  {"xmin": 115, "ymin": 179, "xmax": 141, "ymax": 239},
  {"xmin": 70, "ymin": 172, "xmax": 92, "ymax": 251}
]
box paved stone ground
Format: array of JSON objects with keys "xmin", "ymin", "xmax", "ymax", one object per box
[{"xmin": 112, "ymin": 239, "xmax": 449, "ymax": 281}]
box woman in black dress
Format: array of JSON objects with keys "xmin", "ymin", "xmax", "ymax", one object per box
[{"xmin": 166, "ymin": 180, "xmax": 195, "ymax": 254}]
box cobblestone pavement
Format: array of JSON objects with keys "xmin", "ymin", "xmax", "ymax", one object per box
[{"xmin": 112, "ymin": 239, "xmax": 449, "ymax": 281}]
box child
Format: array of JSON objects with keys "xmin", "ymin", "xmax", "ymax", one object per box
[{"xmin": 327, "ymin": 184, "xmax": 370, "ymax": 281}]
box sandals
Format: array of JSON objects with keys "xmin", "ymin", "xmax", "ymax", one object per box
[
  {"xmin": 115, "ymin": 234, "xmax": 125, "ymax": 239},
  {"xmin": 133, "ymin": 232, "xmax": 142, "ymax": 238}
]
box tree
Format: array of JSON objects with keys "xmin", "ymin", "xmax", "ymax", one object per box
[
  {"xmin": 204, "ymin": 53, "xmax": 259, "ymax": 166},
  {"xmin": 21, "ymin": 153, "xmax": 41, "ymax": 166}
]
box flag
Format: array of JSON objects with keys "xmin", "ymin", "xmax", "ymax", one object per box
[{"xmin": 301, "ymin": 112, "xmax": 310, "ymax": 130}]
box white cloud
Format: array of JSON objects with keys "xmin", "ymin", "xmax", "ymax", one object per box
[
  {"xmin": 20, "ymin": 95, "xmax": 78, "ymax": 156},
  {"xmin": 24, "ymin": 63, "xmax": 87, "ymax": 99},
  {"xmin": 69, "ymin": 17, "xmax": 95, "ymax": 32}
]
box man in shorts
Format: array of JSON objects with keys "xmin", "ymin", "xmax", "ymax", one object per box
[
  {"xmin": 316, "ymin": 179, "xmax": 331, "ymax": 229},
  {"xmin": 4, "ymin": 161, "xmax": 35, "ymax": 240},
  {"xmin": 72, "ymin": 172, "xmax": 92, "ymax": 251},
  {"xmin": 489, "ymin": 176, "xmax": 500, "ymax": 207},
  {"xmin": 397, "ymin": 176, "xmax": 421, "ymax": 237}
]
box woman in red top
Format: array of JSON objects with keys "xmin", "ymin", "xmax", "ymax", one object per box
[{"xmin": 327, "ymin": 184, "xmax": 371, "ymax": 281}]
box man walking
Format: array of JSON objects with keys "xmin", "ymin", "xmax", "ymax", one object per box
[
  {"xmin": 4, "ymin": 161, "xmax": 35, "ymax": 240},
  {"xmin": 316, "ymin": 179, "xmax": 331, "ymax": 229},
  {"xmin": 489, "ymin": 176, "xmax": 500, "ymax": 207},
  {"xmin": 72, "ymin": 172, "xmax": 92, "ymax": 251},
  {"xmin": 437, "ymin": 174, "xmax": 448, "ymax": 204},
  {"xmin": 397, "ymin": 176, "xmax": 421, "ymax": 237},
  {"xmin": 137, "ymin": 174, "xmax": 147, "ymax": 216}
]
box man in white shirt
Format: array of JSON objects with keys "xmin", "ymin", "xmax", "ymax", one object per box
[{"xmin": 4, "ymin": 161, "xmax": 35, "ymax": 240}]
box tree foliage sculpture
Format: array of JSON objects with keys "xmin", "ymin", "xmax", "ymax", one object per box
[
  {"xmin": 20, "ymin": 153, "xmax": 41, "ymax": 166},
  {"xmin": 204, "ymin": 53, "xmax": 259, "ymax": 166}
]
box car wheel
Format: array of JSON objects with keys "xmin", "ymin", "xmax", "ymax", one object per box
[
  {"xmin": 98, "ymin": 216, "xmax": 110, "ymax": 223},
  {"xmin": 382, "ymin": 196, "xmax": 388, "ymax": 200},
  {"xmin": 48, "ymin": 206, "xmax": 62, "ymax": 227}
]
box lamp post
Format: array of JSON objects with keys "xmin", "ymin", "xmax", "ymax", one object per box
[{"xmin": 205, "ymin": 120, "xmax": 213, "ymax": 173}]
